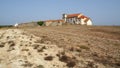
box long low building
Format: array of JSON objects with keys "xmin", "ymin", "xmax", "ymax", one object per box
[
  {"xmin": 14, "ymin": 13, "xmax": 93, "ymax": 27},
  {"xmin": 43, "ymin": 20, "xmax": 64, "ymax": 26},
  {"xmin": 14, "ymin": 22, "xmax": 39, "ymax": 27},
  {"xmin": 44, "ymin": 13, "xmax": 93, "ymax": 26}
]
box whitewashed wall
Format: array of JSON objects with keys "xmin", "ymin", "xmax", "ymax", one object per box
[
  {"xmin": 86, "ymin": 20, "xmax": 92, "ymax": 26},
  {"xmin": 80, "ymin": 19, "xmax": 86, "ymax": 25}
]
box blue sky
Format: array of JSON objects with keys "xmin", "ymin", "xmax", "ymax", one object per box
[{"xmin": 0, "ymin": 0, "xmax": 120, "ymax": 25}]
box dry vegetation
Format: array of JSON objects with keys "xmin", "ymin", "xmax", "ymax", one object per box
[
  {"xmin": 23, "ymin": 25, "xmax": 120, "ymax": 68},
  {"xmin": 0, "ymin": 25, "xmax": 120, "ymax": 68}
]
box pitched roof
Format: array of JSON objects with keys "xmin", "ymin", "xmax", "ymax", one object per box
[
  {"xmin": 78, "ymin": 15, "xmax": 88, "ymax": 19},
  {"xmin": 78, "ymin": 15, "xmax": 90, "ymax": 23},
  {"xmin": 67, "ymin": 13, "xmax": 81, "ymax": 18},
  {"xmin": 66, "ymin": 13, "xmax": 90, "ymax": 23},
  {"xmin": 84, "ymin": 18, "xmax": 90, "ymax": 23}
]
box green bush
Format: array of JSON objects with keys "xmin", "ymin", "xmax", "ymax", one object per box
[
  {"xmin": 0, "ymin": 25, "xmax": 13, "ymax": 28},
  {"xmin": 37, "ymin": 21, "xmax": 44, "ymax": 26}
]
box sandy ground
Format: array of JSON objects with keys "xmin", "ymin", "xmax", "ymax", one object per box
[{"xmin": 0, "ymin": 25, "xmax": 120, "ymax": 68}]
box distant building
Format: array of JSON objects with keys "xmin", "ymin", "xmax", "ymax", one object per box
[
  {"xmin": 62, "ymin": 13, "xmax": 93, "ymax": 26},
  {"xmin": 14, "ymin": 23, "xmax": 18, "ymax": 27},
  {"xmin": 17, "ymin": 22, "xmax": 39, "ymax": 27},
  {"xmin": 19, "ymin": 13, "xmax": 93, "ymax": 26}
]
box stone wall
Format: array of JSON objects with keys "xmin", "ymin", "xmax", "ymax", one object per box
[
  {"xmin": 44, "ymin": 20, "xmax": 63, "ymax": 26},
  {"xmin": 18, "ymin": 22, "xmax": 39, "ymax": 27}
]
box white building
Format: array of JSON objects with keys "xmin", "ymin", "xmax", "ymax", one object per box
[
  {"xmin": 63, "ymin": 13, "xmax": 93, "ymax": 26},
  {"xmin": 14, "ymin": 23, "xmax": 18, "ymax": 27}
]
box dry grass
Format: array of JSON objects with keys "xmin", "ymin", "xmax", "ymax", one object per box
[{"xmin": 9, "ymin": 25, "xmax": 120, "ymax": 67}]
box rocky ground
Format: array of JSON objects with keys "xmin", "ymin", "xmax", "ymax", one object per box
[{"xmin": 0, "ymin": 25, "xmax": 120, "ymax": 68}]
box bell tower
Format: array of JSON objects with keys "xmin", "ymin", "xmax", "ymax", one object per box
[{"xmin": 62, "ymin": 14, "xmax": 67, "ymax": 23}]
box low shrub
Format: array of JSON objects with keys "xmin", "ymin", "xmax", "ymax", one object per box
[
  {"xmin": 80, "ymin": 46, "xmax": 90, "ymax": 50},
  {"xmin": 44, "ymin": 56, "xmax": 53, "ymax": 61},
  {"xmin": 0, "ymin": 25, "xmax": 13, "ymax": 28},
  {"xmin": 0, "ymin": 44, "xmax": 4, "ymax": 47},
  {"xmin": 37, "ymin": 21, "xmax": 44, "ymax": 26},
  {"xmin": 36, "ymin": 65, "xmax": 44, "ymax": 68}
]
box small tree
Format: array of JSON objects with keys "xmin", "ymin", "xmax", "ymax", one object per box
[{"xmin": 37, "ymin": 21, "xmax": 44, "ymax": 26}]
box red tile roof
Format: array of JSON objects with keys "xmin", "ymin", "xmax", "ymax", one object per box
[
  {"xmin": 78, "ymin": 15, "xmax": 88, "ymax": 19},
  {"xmin": 67, "ymin": 13, "xmax": 81, "ymax": 18},
  {"xmin": 66, "ymin": 13, "xmax": 91, "ymax": 23},
  {"xmin": 78, "ymin": 15, "xmax": 90, "ymax": 23},
  {"xmin": 84, "ymin": 18, "xmax": 89, "ymax": 23}
]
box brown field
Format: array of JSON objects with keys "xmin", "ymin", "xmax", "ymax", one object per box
[
  {"xmin": 23, "ymin": 25, "xmax": 120, "ymax": 68},
  {"xmin": 0, "ymin": 25, "xmax": 120, "ymax": 68}
]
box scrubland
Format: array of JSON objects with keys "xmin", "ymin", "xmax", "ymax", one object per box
[{"xmin": 0, "ymin": 25, "xmax": 120, "ymax": 68}]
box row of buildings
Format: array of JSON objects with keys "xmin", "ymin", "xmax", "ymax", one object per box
[
  {"xmin": 44, "ymin": 13, "xmax": 93, "ymax": 26},
  {"xmin": 14, "ymin": 13, "xmax": 93, "ymax": 27}
]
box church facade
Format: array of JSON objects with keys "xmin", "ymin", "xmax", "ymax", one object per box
[{"xmin": 62, "ymin": 13, "xmax": 93, "ymax": 26}]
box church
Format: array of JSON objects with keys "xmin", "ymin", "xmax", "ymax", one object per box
[{"xmin": 62, "ymin": 13, "xmax": 93, "ymax": 26}]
